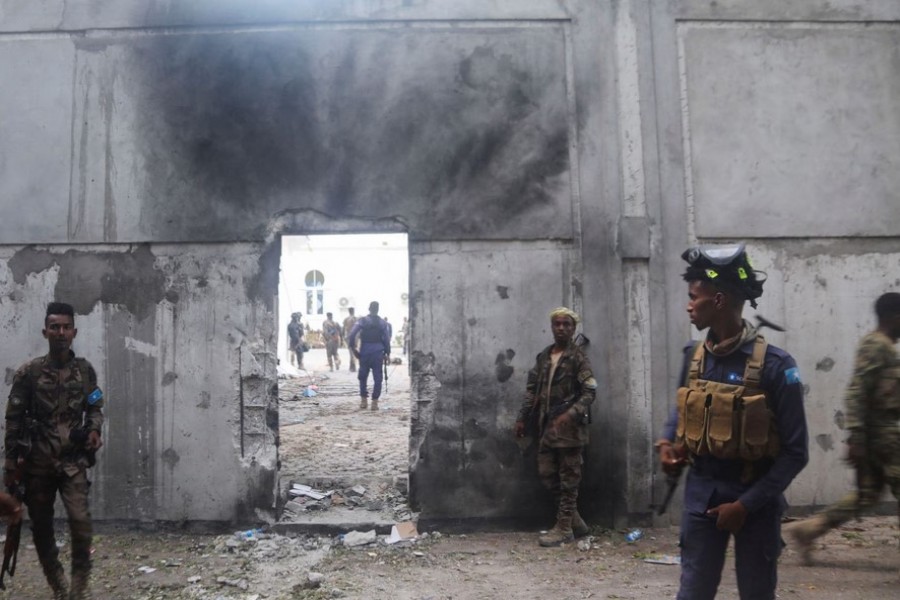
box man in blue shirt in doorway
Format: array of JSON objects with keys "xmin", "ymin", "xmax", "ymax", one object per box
[{"xmin": 348, "ymin": 301, "xmax": 392, "ymax": 411}]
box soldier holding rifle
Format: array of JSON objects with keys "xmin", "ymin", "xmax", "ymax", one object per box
[{"xmin": 4, "ymin": 302, "xmax": 104, "ymax": 600}]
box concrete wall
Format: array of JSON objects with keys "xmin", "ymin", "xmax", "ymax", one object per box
[
  {"xmin": 0, "ymin": 0, "xmax": 898, "ymax": 526},
  {"xmin": 653, "ymin": 0, "xmax": 900, "ymax": 516}
]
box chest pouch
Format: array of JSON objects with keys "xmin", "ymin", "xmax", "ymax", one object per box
[{"xmin": 676, "ymin": 337, "xmax": 779, "ymax": 461}]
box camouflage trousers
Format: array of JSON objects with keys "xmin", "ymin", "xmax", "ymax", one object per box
[
  {"xmin": 537, "ymin": 445, "xmax": 584, "ymax": 520},
  {"xmin": 326, "ymin": 341, "xmax": 341, "ymax": 368},
  {"xmin": 25, "ymin": 468, "xmax": 94, "ymax": 574},
  {"xmin": 823, "ymin": 429, "xmax": 900, "ymax": 527}
]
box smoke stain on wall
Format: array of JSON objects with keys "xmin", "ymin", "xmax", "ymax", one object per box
[
  {"xmin": 8, "ymin": 245, "xmax": 166, "ymax": 319},
  {"xmin": 127, "ymin": 28, "xmax": 570, "ymax": 241}
]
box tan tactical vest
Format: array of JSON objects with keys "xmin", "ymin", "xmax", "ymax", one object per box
[{"xmin": 675, "ymin": 336, "xmax": 780, "ymax": 461}]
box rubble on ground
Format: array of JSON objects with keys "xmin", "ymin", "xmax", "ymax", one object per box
[{"xmin": 280, "ymin": 479, "xmax": 416, "ymax": 523}]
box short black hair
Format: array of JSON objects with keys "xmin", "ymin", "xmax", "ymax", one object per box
[
  {"xmin": 45, "ymin": 302, "xmax": 75, "ymax": 325},
  {"xmin": 326, "ymin": 312, "xmax": 333, "ymax": 318},
  {"xmin": 875, "ymin": 292, "xmax": 900, "ymax": 320},
  {"xmin": 369, "ymin": 301, "xmax": 379, "ymax": 314}
]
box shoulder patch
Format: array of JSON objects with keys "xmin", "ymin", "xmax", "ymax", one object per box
[
  {"xmin": 583, "ymin": 377, "xmax": 598, "ymax": 390},
  {"xmin": 784, "ymin": 367, "xmax": 802, "ymax": 385}
]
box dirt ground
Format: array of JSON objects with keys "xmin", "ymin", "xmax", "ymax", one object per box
[
  {"xmin": 0, "ymin": 348, "xmax": 896, "ymax": 599},
  {"xmin": 278, "ymin": 347, "xmax": 411, "ymax": 492},
  {"xmin": 0, "ymin": 515, "xmax": 895, "ymax": 599}
]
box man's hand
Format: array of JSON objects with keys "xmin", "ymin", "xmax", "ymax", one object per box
[
  {"xmin": 86, "ymin": 431, "xmax": 103, "ymax": 451},
  {"xmin": 3, "ymin": 459, "xmax": 19, "ymax": 489},
  {"xmin": 552, "ymin": 411, "xmax": 572, "ymax": 429},
  {"xmin": 706, "ymin": 500, "xmax": 747, "ymax": 533},
  {"xmin": 0, "ymin": 492, "xmax": 22, "ymax": 525},
  {"xmin": 514, "ymin": 421, "xmax": 526, "ymax": 438},
  {"xmin": 657, "ymin": 440, "xmax": 687, "ymax": 476},
  {"xmin": 383, "ymin": 355, "xmax": 390, "ymax": 366}
]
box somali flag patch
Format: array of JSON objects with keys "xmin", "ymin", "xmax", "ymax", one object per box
[{"xmin": 784, "ymin": 367, "xmax": 802, "ymax": 385}]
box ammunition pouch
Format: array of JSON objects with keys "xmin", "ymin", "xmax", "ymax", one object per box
[{"xmin": 675, "ymin": 336, "xmax": 780, "ymax": 461}]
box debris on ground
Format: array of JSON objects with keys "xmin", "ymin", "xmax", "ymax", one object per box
[{"xmin": 342, "ymin": 530, "xmax": 378, "ymax": 547}]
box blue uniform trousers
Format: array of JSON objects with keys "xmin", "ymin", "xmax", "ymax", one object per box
[
  {"xmin": 358, "ymin": 347, "xmax": 384, "ymax": 400},
  {"xmin": 677, "ymin": 497, "xmax": 782, "ymax": 600}
]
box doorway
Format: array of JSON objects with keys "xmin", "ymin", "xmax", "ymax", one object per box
[{"xmin": 277, "ymin": 233, "xmax": 412, "ymax": 525}]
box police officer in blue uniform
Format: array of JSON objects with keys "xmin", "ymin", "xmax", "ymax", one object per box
[{"xmin": 656, "ymin": 243, "xmax": 809, "ymax": 600}]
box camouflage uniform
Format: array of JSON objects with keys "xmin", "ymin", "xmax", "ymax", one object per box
[
  {"xmin": 788, "ymin": 330, "xmax": 900, "ymax": 564},
  {"xmin": 5, "ymin": 352, "xmax": 104, "ymax": 598},
  {"xmin": 323, "ymin": 318, "xmax": 342, "ymax": 370},
  {"xmin": 824, "ymin": 331, "xmax": 900, "ymax": 525},
  {"xmin": 343, "ymin": 314, "xmax": 358, "ymax": 372},
  {"xmin": 518, "ymin": 342, "xmax": 596, "ymax": 541}
]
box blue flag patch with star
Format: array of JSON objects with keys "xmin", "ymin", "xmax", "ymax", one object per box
[{"xmin": 784, "ymin": 367, "xmax": 802, "ymax": 385}]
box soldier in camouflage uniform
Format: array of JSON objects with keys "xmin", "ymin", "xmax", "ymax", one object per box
[
  {"xmin": 788, "ymin": 292, "xmax": 900, "ymax": 564},
  {"xmin": 323, "ymin": 312, "xmax": 343, "ymax": 371},
  {"xmin": 514, "ymin": 307, "xmax": 597, "ymax": 547},
  {"xmin": 4, "ymin": 303, "xmax": 104, "ymax": 600},
  {"xmin": 343, "ymin": 308, "xmax": 358, "ymax": 372}
]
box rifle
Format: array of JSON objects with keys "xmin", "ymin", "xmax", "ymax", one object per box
[
  {"xmin": 384, "ymin": 356, "xmax": 389, "ymax": 393},
  {"xmin": 656, "ymin": 472, "xmax": 681, "ymax": 516},
  {"xmin": 0, "ymin": 463, "xmax": 24, "ymax": 589}
]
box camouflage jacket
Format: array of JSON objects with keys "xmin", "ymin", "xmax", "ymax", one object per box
[
  {"xmin": 845, "ymin": 331, "xmax": 900, "ymax": 446},
  {"xmin": 5, "ymin": 352, "xmax": 104, "ymax": 475},
  {"xmin": 342, "ymin": 315, "xmax": 357, "ymax": 339},
  {"xmin": 518, "ymin": 342, "xmax": 597, "ymax": 447},
  {"xmin": 323, "ymin": 319, "xmax": 342, "ymax": 343}
]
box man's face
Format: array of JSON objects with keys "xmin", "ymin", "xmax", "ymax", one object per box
[
  {"xmin": 43, "ymin": 314, "xmax": 77, "ymax": 353},
  {"xmin": 686, "ymin": 280, "xmax": 721, "ymax": 331},
  {"xmin": 551, "ymin": 315, "xmax": 576, "ymax": 345}
]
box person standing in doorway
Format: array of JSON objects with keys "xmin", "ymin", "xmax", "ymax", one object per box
[
  {"xmin": 5, "ymin": 302, "xmax": 105, "ymax": 599},
  {"xmin": 323, "ymin": 312, "xmax": 343, "ymax": 371},
  {"xmin": 514, "ymin": 307, "xmax": 596, "ymax": 547},
  {"xmin": 348, "ymin": 301, "xmax": 391, "ymax": 411},
  {"xmin": 656, "ymin": 243, "xmax": 808, "ymax": 600},
  {"xmin": 287, "ymin": 312, "xmax": 305, "ymax": 370},
  {"xmin": 787, "ymin": 292, "xmax": 900, "ymax": 564},
  {"xmin": 343, "ymin": 307, "xmax": 358, "ymax": 372}
]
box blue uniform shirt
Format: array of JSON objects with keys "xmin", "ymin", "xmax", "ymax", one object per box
[
  {"xmin": 662, "ymin": 338, "xmax": 809, "ymax": 513},
  {"xmin": 348, "ymin": 315, "xmax": 392, "ymax": 355}
]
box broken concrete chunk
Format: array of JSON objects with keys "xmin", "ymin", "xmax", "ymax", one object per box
[
  {"xmin": 342, "ymin": 529, "xmax": 377, "ymax": 547},
  {"xmin": 216, "ymin": 576, "xmax": 249, "ymax": 590},
  {"xmin": 346, "ymin": 485, "xmax": 367, "ymax": 497},
  {"xmin": 289, "ymin": 483, "xmax": 333, "ymax": 501}
]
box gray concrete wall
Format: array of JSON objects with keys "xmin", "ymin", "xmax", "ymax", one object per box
[
  {"xmin": 651, "ymin": 0, "xmax": 900, "ymax": 518},
  {"xmin": 0, "ymin": 243, "xmax": 276, "ymax": 522},
  {"xmin": 0, "ymin": 0, "xmax": 898, "ymax": 526}
]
